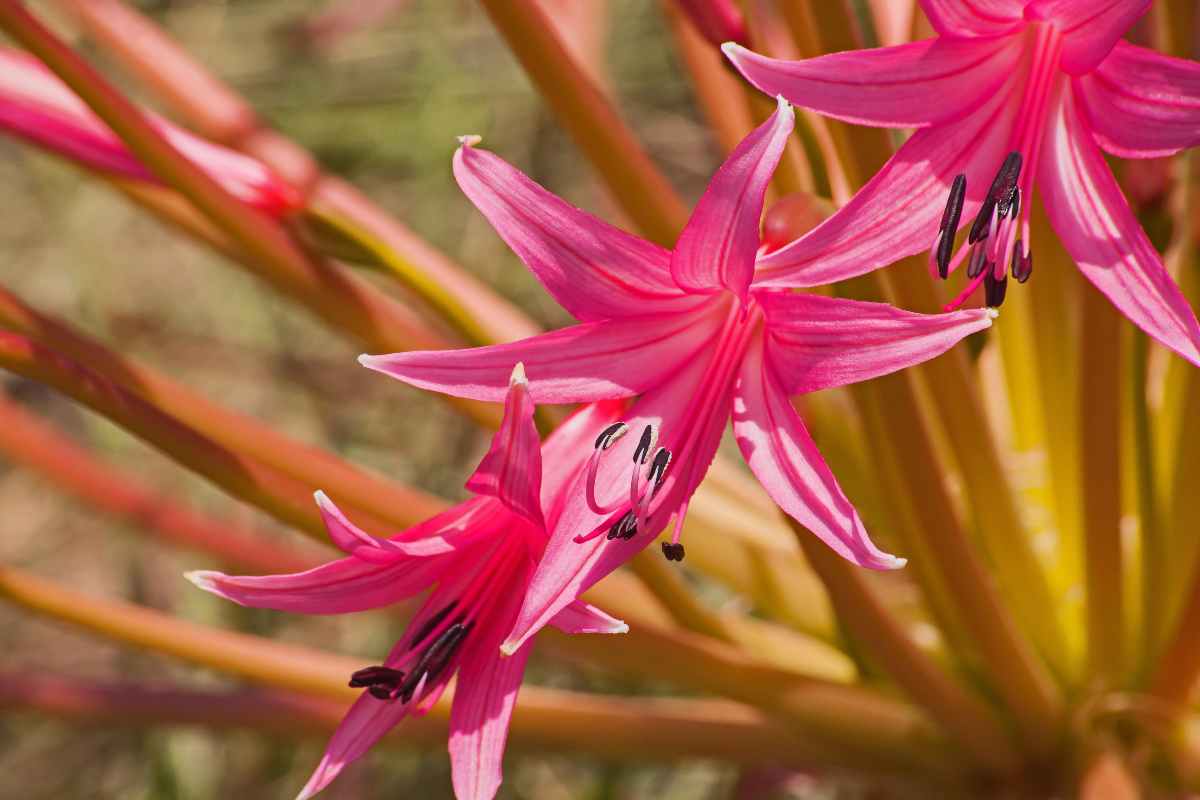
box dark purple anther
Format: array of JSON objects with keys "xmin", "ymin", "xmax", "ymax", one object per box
[
  {"xmin": 969, "ymin": 152, "xmax": 1022, "ymax": 243},
  {"xmin": 1012, "ymin": 243, "xmax": 1033, "ymax": 283},
  {"xmin": 966, "ymin": 244, "xmax": 989, "ymax": 279},
  {"xmin": 935, "ymin": 175, "xmax": 966, "ymax": 279},
  {"xmin": 984, "ymin": 271, "xmax": 1008, "ymax": 308},
  {"xmin": 661, "ymin": 542, "xmax": 686, "ymax": 562}
]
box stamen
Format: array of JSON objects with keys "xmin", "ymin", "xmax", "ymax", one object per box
[
  {"xmin": 1011, "ymin": 240, "xmax": 1033, "ymax": 283},
  {"xmin": 632, "ymin": 425, "xmax": 658, "ymax": 465},
  {"xmin": 966, "ymin": 242, "xmax": 989, "ymax": 279},
  {"xmin": 395, "ymin": 622, "xmax": 472, "ymax": 703},
  {"xmin": 661, "ymin": 542, "xmax": 686, "ymax": 561},
  {"xmin": 934, "ymin": 175, "xmax": 967, "ymax": 280},
  {"xmin": 984, "ymin": 271, "xmax": 1008, "ymax": 308},
  {"xmin": 969, "ymin": 151, "xmax": 1022, "ymax": 243},
  {"xmin": 647, "ymin": 447, "xmax": 672, "ymax": 493},
  {"xmin": 593, "ymin": 422, "xmax": 628, "ymax": 451},
  {"xmin": 606, "ymin": 511, "xmax": 638, "ymax": 541},
  {"xmin": 410, "ymin": 604, "xmax": 455, "ymax": 648}
]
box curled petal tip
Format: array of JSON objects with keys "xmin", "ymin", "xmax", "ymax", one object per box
[
  {"xmin": 509, "ymin": 361, "xmax": 528, "ymax": 387},
  {"xmin": 184, "ymin": 570, "xmax": 219, "ymax": 592},
  {"xmin": 357, "ymin": 353, "xmax": 383, "ymax": 372},
  {"xmin": 880, "ymin": 554, "xmax": 908, "ymax": 570},
  {"xmin": 986, "ymin": 308, "xmax": 1000, "ymax": 321},
  {"xmin": 457, "ymin": 134, "xmax": 482, "ymax": 148},
  {"xmin": 720, "ymin": 41, "xmax": 744, "ymax": 58},
  {"xmin": 498, "ymin": 640, "xmax": 520, "ymax": 657},
  {"xmin": 312, "ymin": 488, "xmax": 329, "ymax": 505},
  {"xmin": 612, "ymin": 622, "xmax": 630, "ymax": 635},
  {"xmin": 774, "ymin": 94, "xmax": 793, "ymax": 116}
]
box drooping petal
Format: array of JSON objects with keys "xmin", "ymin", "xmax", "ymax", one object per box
[
  {"xmin": 359, "ymin": 302, "xmax": 723, "ymax": 403},
  {"xmin": 754, "ymin": 80, "xmax": 1017, "ymax": 288},
  {"xmin": 464, "ymin": 364, "xmax": 545, "ymax": 527},
  {"xmin": 918, "ymin": 0, "xmax": 1025, "ymax": 37},
  {"xmin": 1025, "ymin": 0, "xmax": 1150, "ymax": 74},
  {"xmin": 549, "ymin": 599, "xmax": 630, "ymax": 635},
  {"xmin": 448, "ymin": 591, "xmax": 531, "ymax": 800},
  {"xmin": 1076, "ymin": 42, "xmax": 1200, "ymax": 159},
  {"xmin": 732, "ymin": 334, "xmax": 905, "ymax": 570},
  {"xmin": 295, "ymin": 692, "xmax": 411, "ymax": 800},
  {"xmin": 670, "ymin": 97, "xmax": 794, "ymax": 301},
  {"xmin": 453, "ymin": 139, "xmax": 701, "ymax": 321},
  {"xmin": 184, "ymin": 553, "xmax": 446, "ymax": 614},
  {"xmin": 723, "ymin": 35, "xmax": 1020, "ymax": 128},
  {"xmin": 1039, "ymin": 84, "xmax": 1200, "ymax": 366},
  {"xmin": 447, "ymin": 651, "xmax": 530, "ymax": 800},
  {"xmin": 759, "ymin": 291, "xmax": 994, "ymax": 395}
]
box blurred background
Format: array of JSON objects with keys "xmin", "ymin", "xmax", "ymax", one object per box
[{"xmin": 0, "ymin": 1, "xmax": 781, "ymax": 797}]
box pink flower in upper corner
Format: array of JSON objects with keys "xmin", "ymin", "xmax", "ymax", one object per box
[
  {"xmin": 187, "ymin": 366, "xmax": 627, "ymax": 800},
  {"xmin": 724, "ymin": 0, "xmax": 1200, "ymax": 366},
  {"xmin": 359, "ymin": 101, "xmax": 994, "ymax": 656},
  {"xmin": 0, "ymin": 47, "xmax": 300, "ymax": 217}
]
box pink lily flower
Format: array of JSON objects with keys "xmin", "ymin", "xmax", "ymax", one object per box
[
  {"xmin": 723, "ymin": 0, "xmax": 1200, "ymax": 366},
  {"xmin": 359, "ymin": 103, "xmax": 995, "ymax": 655},
  {"xmin": 186, "ymin": 366, "xmax": 627, "ymax": 800},
  {"xmin": 0, "ymin": 47, "xmax": 300, "ymax": 217}
]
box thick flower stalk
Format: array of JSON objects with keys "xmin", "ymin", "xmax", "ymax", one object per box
[
  {"xmin": 0, "ymin": 46, "xmax": 299, "ymax": 216},
  {"xmin": 725, "ymin": 0, "xmax": 1200, "ymax": 366},
  {"xmin": 360, "ymin": 102, "xmax": 994, "ymax": 655},
  {"xmin": 187, "ymin": 366, "xmax": 628, "ymax": 800}
]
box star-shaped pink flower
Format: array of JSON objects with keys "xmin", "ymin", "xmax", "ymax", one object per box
[
  {"xmin": 187, "ymin": 366, "xmax": 627, "ymax": 800},
  {"xmin": 360, "ymin": 102, "xmax": 993, "ymax": 655},
  {"xmin": 724, "ymin": 0, "xmax": 1200, "ymax": 364}
]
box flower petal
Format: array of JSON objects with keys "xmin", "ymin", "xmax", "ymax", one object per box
[
  {"xmin": 732, "ymin": 334, "xmax": 904, "ymax": 570},
  {"xmin": 723, "ymin": 35, "xmax": 1020, "ymax": 128},
  {"xmin": 464, "ymin": 364, "xmax": 545, "ymax": 527},
  {"xmin": 1076, "ymin": 41, "xmax": 1200, "ymax": 159},
  {"xmin": 185, "ymin": 552, "xmax": 445, "ymax": 614},
  {"xmin": 760, "ymin": 291, "xmax": 994, "ymax": 395},
  {"xmin": 453, "ymin": 138, "xmax": 699, "ymax": 321},
  {"xmin": 295, "ymin": 693, "xmax": 411, "ymax": 800},
  {"xmin": 316, "ymin": 491, "xmax": 500, "ymax": 560},
  {"xmin": 359, "ymin": 302, "xmax": 723, "ymax": 403},
  {"xmin": 448, "ymin": 632, "xmax": 532, "ymax": 800},
  {"xmin": 549, "ymin": 599, "xmax": 630, "ymax": 635},
  {"xmin": 670, "ymin": 97, "xmax": 794, "ymax": 301},
  {"xmin": 918, "ymin": 0, "xmax": 1025, "ymax": 37},
  {"xmin": 1025, "ymin": 0, "xmax": 1150, "ymax": 74},
  {"xmin": 502, "ymin": 354, "xmax": 730, "ymax": 655},
  {"xmin": 753, "ymin": 80, "xmax": 1016, "ymax": 288},
  {"xmin": 1039, "ymin": 83, "xmax": 1200, "ymax": 366}
]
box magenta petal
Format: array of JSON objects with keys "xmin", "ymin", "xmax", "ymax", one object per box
[
  {"xmin": 754, "ymin": 82, "xmax": 1015, "ymax": 288},
  {"xmin": 1025, "ymin": 0, "xmax": 1150, "ymax": 74},
  {"xmin": 1039, "ymin": 86, "xmax": 1200, "ymax": 366},
  {"xmin": 185, "ymin": 552, "xmax": 445, "ymax": 614},
  {"xmin": 670, "ymin": 97, "xmax": 794, "ymax": 301},
  {"xmin": 359, "ymin": 303, "xmax": 723, "ymax": 403},
  {"xmin": 723, "ymin": 35, "xmax": 1020, "ymax": 128},
  {"xmin": 760, "ymin": 291, "xmax": 994, "ymax": 394},
  {"xmin": 295, "ymin": 692, "xmax": 411, "ymax": 800},
  {"xmin": 918, "ymin": 0, "xmax": 1025, "ymax": 37},
  {"xmin": 453, "ymin": 139, "xmax": 701, "ymax": 321},
  {"xmin": 549, "ymin": 600, "xmax": 630, "ymax": 635},
  {"xmin": 733, "ymin": 335, "xmax": 905, "ymax": 571},
  {"xmin": 448, "ymin": 641, "xmax": 531, "ymax": 800},
  {"xmin": 1077, "ymin": 42, "xmax": 1200, "ymax": 159},
  {"xmin": 464, "ymin": 364, "xmax": 545, "ymax": 528}
]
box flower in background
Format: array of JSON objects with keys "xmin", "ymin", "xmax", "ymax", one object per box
[
  {"xmin": 0, "ymin": 47, "xmax": 300, "ymax": 217},
  {"xmin": 360, "ymin": 101, "xmax": 994, "ymax": 656},
  {"xmin": 187, "ymin": 366, "xmax": 627, "ymax": 800},
  {"xmin": 725, "ymin": 0, "xmax": 1200, "ymax": 366}
]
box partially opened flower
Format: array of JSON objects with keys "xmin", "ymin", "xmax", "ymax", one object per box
[
  {"xmin": 0, "ymin": 47, "xmax": 300, "ymax": 216},
  {"xmin": 724, "ymin": 0, "xmax": 1200, "ymax": 366},
  {"xmin": 186, "ymin": 366, "xmax": 627, "ymax": 800},
  {"xmin": 360, "ymin": 102, "xmax": 994, "ymax": 655}
]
